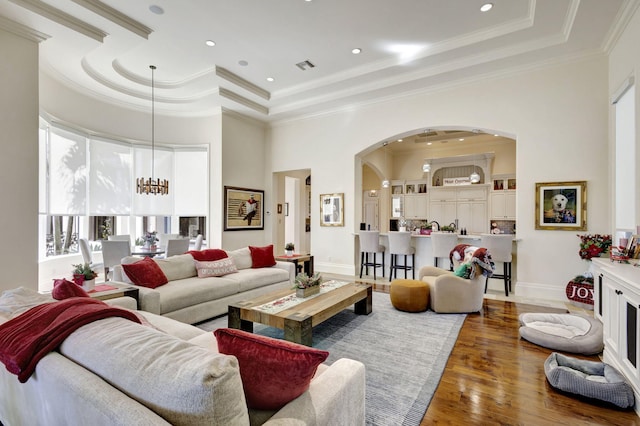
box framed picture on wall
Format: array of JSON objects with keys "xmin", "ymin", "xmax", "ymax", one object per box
[
  {"xmin": 224, "ymin": 186, "xmax": 264, "ymax": 231},
  {"xmin": 535, "ymin": 181, "xmax": 586, "ymax": 230},
  {"xmin": 320, "ymin": 193, "xmax": 344, "ymax": 227}
]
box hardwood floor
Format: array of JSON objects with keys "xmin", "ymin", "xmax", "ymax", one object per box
[{"xmin": 422, "ymin": 299, "xmax": 640, "ymax": 425}]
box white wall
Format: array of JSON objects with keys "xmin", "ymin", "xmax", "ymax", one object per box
[
  {"xmin": 609, "ymin": 7, "xmax": 640, "ymax": 231},
  {"xmin": 0, "ymin": 28, "xmax": 39, "ymax": 293},
  {"xmin": 269, "ymin": 55, "xmax": 610, "ymax": 300},
  {"xmin": 221, "ymin": 112, "xmax": 270, "ymax": 250}
]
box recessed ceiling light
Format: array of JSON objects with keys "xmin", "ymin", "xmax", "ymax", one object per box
[
  {"xmin": 205, "ymin": 40, "xmax": 215, "ymax": 47},
  {"xmin": 459, "ymin": 138, "xmax": 465, "ymax": 141},
  {"xmin": 397, "ymin": 139, "xmax": 403, "ymax": 142},
  {"xmin": 238, "ymin": 60, "xmax": 248, "ymax": 66},
  {"xmin": 266, "ymin": 77, "xmax": 274, "ymax": 82},
  {"xmin": 427, "ymin": 142, "xmax": 433, "ymax": 146},
  {"xmin": 352, "ymin": 48, "xmax": 362, "ymax": 54},
  {"xmin": 480, "ymin": 3, "xmax": 493, "ymax": 12},
  {"xmin": 149, "ymin": 4, "xmax": 164, "ymax": 14}
]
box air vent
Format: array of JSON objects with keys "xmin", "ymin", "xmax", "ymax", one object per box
[{"xmin": 296, "ymin": 60, "xmax": 315, "ymax": 71}]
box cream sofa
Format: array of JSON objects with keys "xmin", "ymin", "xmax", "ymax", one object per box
[
  {"xmin": 0, "ymin": 288, "xmax": 366, "ymax": 426},
  {"xmin": 112, "ymin": 247, "xmax": 295, "ymax": 324}
]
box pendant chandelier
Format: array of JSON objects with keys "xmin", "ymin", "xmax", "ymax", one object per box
[
  {"xmin": 469, "ymin": 154, "xmax": 480, "ymax": 183},
  {"xmin": 137, "ymin": 65, "xmax": 169, "ymax": 195}
]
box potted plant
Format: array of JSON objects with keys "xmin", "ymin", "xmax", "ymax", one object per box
[
  {"xmin": 143, "ymin": 231, "xmax": 158, "ymax": 249},
  {"xmin": 441, "ymin": 225, "xmax": 455, "ymax": 233},
  {"xmin": 285, "ymin": 242, "xmax": 295, "ymax": 256},
  {"xmin": 72, "ymin": 263, "xmax": 97, "ymax": 291},
  {"xmin": 293, "ymin": 272, "xmax": 322, "ymax": 298},
  {"xmin": 420, "ymin": 223, "xmax": 432, "ymax": 235}
]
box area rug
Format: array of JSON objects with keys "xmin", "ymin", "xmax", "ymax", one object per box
[{"xmin": 197, "ymin": 291, "xmax": 466, "ymax": 426}]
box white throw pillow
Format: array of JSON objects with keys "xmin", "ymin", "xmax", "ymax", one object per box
[
  {"xmin": 195, "ymin": 258, "xmax": 238, "ymax": 277},
  {"xmin": 226, "ymin": 247, "xmax": 252, "ymax": 270}
]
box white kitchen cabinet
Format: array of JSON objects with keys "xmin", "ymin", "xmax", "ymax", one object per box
[
  {"xmin": 404, "ymin": 194, "xmax": 429, "ymax": 219},
  {"xmin": 428, "ymin": 185, "xmax": 488, "ymax": 233},
  {"xmin": 490, "ymin": 191, "xmax": 516, "ymax": 219},
  {"xmin": 592, "ymin": 259, "xmax": 640, "ymax": 406},
  {"xmin": 457, "ymin": 200, "xmax": 488, "ymax": 234}
]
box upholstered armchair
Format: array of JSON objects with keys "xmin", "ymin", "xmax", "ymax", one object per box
[{"xmin": 418, "ymin": 266, "xmax": 486, "ymax": 313}]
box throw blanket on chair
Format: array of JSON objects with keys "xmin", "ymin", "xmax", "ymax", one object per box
[
  {"xmin": 0, "ymin": 297, "xmax": 141, "ymax": 383},
  {"xmin": 452, "ymin": 246, "xmax": 495, "ymax": 279}
]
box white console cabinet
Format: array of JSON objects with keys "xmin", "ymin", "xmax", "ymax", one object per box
[{"xmin": 592, "ymin": 258, "xmax": 640, "ymax": 413}]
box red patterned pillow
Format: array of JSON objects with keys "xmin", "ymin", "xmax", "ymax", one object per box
[
  {"xmin": 214, "ymin": 328, "xmax": 328, "ymax": 410},
  {"xmin": 187, "ymin": 249, "xmax": 228, "ymax": 262},
  {"xmin": 248, "ymin": 245, "xmax": 276, "ymax": 268},
  {"xmin": 51, "ymin": 278, "xmax": 90, "ymax": 300},
  {"xmin": 121, "ymin": 257, "xmax": 168, "ymax": 289}
]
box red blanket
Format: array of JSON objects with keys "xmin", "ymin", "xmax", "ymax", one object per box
[{"xmin": 0, "ymin": 297, "xmax": 141, "ymax": 383}]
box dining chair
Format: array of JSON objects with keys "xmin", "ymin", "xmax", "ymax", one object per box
[
  {"xmin": 388, "ymin": 231, "xmax": 415, "ymax": 281},
  {"xmin": 480, "ymin": 233, "xmax": 513, "ymax": 296},
  {"xmin": 157, "ymin": 233, "xmax": 180, "ymax": 250},
  {"xmin": 107, "ymin": 234, "xmax": 131, "ymax": 245},
  {"xmin": 165, "ymin": 238, "xmax": 190, "ymax": 258},
  {"xmin": 101, "ymin": 240, "xmax": 132, "ymax": 281},
  {"xmin": 431, "ymin": 232, "xmax": 459, "ymax": 271},
  {"xmin": 358, "ymin": 231, "xmax": 385, "ymax": 280},
  {"xmin": 193, "ymin": 234, "xmax": 204, "ymax": 251},
  {"xmin": 79, "ymin": 238, "xmax": 103, "ymax": 277}
]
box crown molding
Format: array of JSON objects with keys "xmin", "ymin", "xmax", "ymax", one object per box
[
  {"xmin": 216, "ymin": 67, "xmax": 270, "ymax": 100},
  {"xmin": 112, "ymin": 59, "xmax": 214, "ymax": 89},
  {"xmin": 9, "ymin": 0, "xmax": 107, "ymax": 42},
  {"xmin": 602, "ymin": 0, "xmax": 640, "ymax": 54},
  {"xmin": 71, "ymin": 0, "xmax": 152, "ymax": 39},
  {"xmin": 219, "ymin": 88, "xmax": 269, "ymax": 115},
  {"xmin": 0, "ymin": 15, "xmax": 49, "ymax": 42}
]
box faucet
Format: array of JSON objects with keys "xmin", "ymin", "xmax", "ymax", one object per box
[
  {"xmin": 448, "ymin": 222, "xmax": 457, "ymax": 231},
  {"xmin": 429, "ymin": 220, "xmax": 440, "ymax": 231}
]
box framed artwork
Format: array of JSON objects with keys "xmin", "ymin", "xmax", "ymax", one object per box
[
  {"xmin": 392, "ymin": 184, "xmax": 403, "ymax": 195},
  {"xmin": 320, "ymin": 193, "xmax": 344, "ymax": 227},
  {"xmin": 627, "ymin": 235, "xmax": 640, "ymax": 259},
  {"xmin": 535, "ymin": 181, "xmax": 586, "ymax": 230},
  {"xmin": 224, "ymin": 186, "xmax": 264, "ymax": 231},
  {"xmin": 417, "ymin": 183, "xmax": 427, "ymax": 193},
  {"xmin": 405, "ymin": 184, "xmax": 415, "ymax": 194}
]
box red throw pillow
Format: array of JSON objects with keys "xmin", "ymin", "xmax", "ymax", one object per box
[
  {"xmin": 248, "ymin": 245, "xmax": 276, "ymax": 268},
  {"xmin": 121, "ymin": 257, "xmax": 168, "ymax": 289},
  {"xmin": 187, "ymin": 249, "xmax": 228, "ymax": 262},
  {"xmin": 51, "ymin": 278, "xmax": 90, "ymax": 300},
  {"xmin": 214, "ymin": 328, "xmax": 328, "ymax": 410}
]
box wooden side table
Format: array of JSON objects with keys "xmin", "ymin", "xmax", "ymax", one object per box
[
  {"xmin": 275, "ymin": 254, "xmax": 314, "ymax": 276},
  {"xmin": 89, "ymin": 286, "xmax": 140, "ymax": 309}
]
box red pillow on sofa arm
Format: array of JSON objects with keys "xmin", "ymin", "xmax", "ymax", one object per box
[
  {"xmin": 52, "ymin": 278, "xmax": 90, "ymax": 300},
  {"xmin": 248, "ymin": 245, "xmax": 276, "ymax": 268},
  {"xmin": 214, "ymin": 328, "xmax": 329, "ymax": 410},
  {"xmin": 121, "ymin": 257, "xmax": 168, "ymax": 289}
]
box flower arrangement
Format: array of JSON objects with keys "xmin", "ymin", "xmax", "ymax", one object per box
[
  {"xmin": 144, "ymin": 231, "xmax": 158, "ymax": 246},
  {"xmin": 285, "ymin": 242, "xmax": 295, "ymax": 251},
  {"xmin": 72, "ymin": 263, "xmax": 97, "ymax": 284},
  {"xmin": 577, "ymin": 234, "xmax": 612, "ymax": 260},
  {"xmin": 293, "ymin": 272, "xmax": 322, "ymax": 289}
]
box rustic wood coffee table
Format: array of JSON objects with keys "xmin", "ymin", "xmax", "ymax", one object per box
[{"xmin": 228, "ymin": 281, "xmax": 372, "ymax": 346}]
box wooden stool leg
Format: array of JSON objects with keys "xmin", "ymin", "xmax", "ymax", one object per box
[{"xmin": 359, "ymin": 252, "xmax": 364, "ymax": 278}]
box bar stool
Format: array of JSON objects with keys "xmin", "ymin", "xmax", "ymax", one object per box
[
  {"xmin": 359, "ymin": 231, "xmax": 385, "ymax": 280},
  {"xmin": 480, "ymin": 233, "xmax": 513, "ymax": 296},
  {"xmin": 431, "ymin": 232, "xmax": 459, "ymax": 271},
  {"xmin": 388, "ymin": 231, "xmax": 415, "ymax": 281}
]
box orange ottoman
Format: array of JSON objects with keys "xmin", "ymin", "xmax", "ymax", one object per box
[{"xmin": 390, "ymin": 279, "xmax": 429, "ymax": 312}]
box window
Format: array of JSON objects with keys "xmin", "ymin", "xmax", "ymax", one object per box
[{"xmin": 39, "ymin": 117, "xmax": 209, "ymax": 258}]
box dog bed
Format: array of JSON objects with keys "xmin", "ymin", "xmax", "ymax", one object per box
[
  {"xmin": 519, "ymin": 313, "xmax": 603, "ymax": 355},
  {"xmin": 544, "ymin": 352, "xmax": 635, "ymax": 408}
]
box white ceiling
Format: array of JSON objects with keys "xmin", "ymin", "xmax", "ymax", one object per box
[{"xmin": 0, "ymin": 0, "xmax": 635, "ymax": 122}]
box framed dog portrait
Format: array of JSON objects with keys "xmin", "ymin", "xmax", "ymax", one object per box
[
  {"xmin": 535, "ymin": 181, "xmax": 586, "ymax": 230},
  {"xmin": 320, "ymin": 193, "xmax": 344, "ymax": 227},
  {"xmin": 224, "ymin": 186, "xmax": 264, "ymax": 231}
]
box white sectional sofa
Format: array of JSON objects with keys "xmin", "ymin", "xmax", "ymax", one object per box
[
  {"xmin": 112, "ymin": 247, "xmax": 294, "ymax": 324},
  {"xmin": 0, "ymin": 288, "xmax": 366, "ymax": 426}
]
